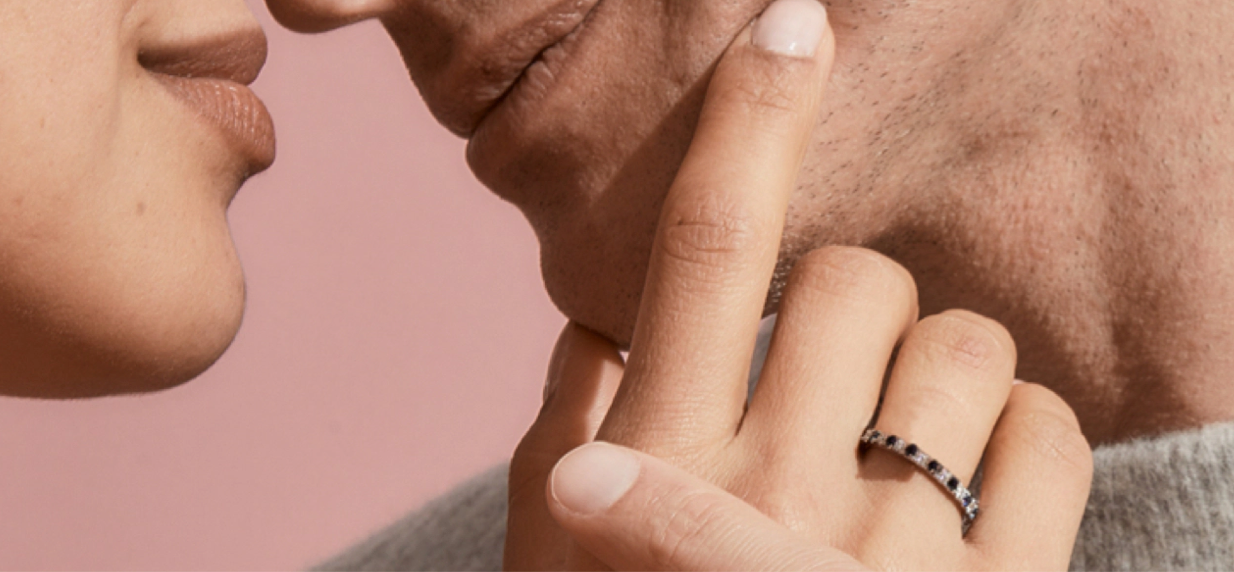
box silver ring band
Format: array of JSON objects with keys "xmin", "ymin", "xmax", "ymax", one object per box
[{"xmin": 860, "ymin": 428, "xmax": 980, "ymax": 533}]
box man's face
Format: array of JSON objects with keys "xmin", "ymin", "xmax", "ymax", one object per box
[{"xmin": 266, "ymin": 0, "xmax": 1031, "ymax": 344}]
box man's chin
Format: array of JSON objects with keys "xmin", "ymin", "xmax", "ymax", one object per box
[
  {"xmin": 548, "ymin": 287, "xmax": 640, "ymax": 350},
  {"xmin": 537, "ymin": 230, "xmax": 798, "ymax": 351},
  {"xmin": 540, "ymin": 252, "xmax": 643, "ymax": 350}
]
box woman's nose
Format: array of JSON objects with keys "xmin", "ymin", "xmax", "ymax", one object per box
[{"xmin": 264, "ymin": 0, "xmax": 397, "ymax": 32}]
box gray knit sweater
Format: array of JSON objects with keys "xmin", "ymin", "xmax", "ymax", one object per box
[
  {"xmin": 314, "ymin": 422, "xmax": 1234, "ymax": 571},
  {"xmin": 316, "ymin": 318, "xmax": 1234, "ymax": 570}
]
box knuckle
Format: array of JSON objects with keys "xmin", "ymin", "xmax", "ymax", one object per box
[
  {"xmin": 510, "ymin": 402, "xmax": 594, "ymax": 499},
  {"xmin": 1006, "ymin": 386, "xmax": 1094, "ymax": 478},
  {"xmin": 747, "ymin": 487, "xmax": 812, "ymax": 533},
  {"xmin": 658, "ymin": 194, "xmax": 768, "ymax": 279},
  {"xmin": 510, "ymin": 401, "xmax": 581, "ymax": 468},
  {"xmin": 647, "ymin": 490, "xmax": 734, "ymax": 569},
  {"xmin": 506, "ymin": 469, "xmax": 547, "ymax": 513},
  {"xmin": 507, "ymin": 442, "xmax": 555, "ymax": 509},
  {"xmin": 789, "ymin": 247, "xmax": 918, "ymax": 309},
  {"xmin": 509, "ymin": 438, "xmax": 561, "ymax": 492},
  {"xmin": 751, "ymin": 490, "xmax": 793, "ymax": 525},
  {"xmin": 735, "ymin": 75, "xmax": 800, "ymax": 117},
  {"xmin": 910, "ymin": 311, "xmax": 1016, "ymax": 376},
  {"xmin": 712, "ymin": 52, "xmax": 815, "ymax": 122}
]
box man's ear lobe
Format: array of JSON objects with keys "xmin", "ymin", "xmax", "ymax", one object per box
[{"xmin": 264, "ymin": 0, "xmax": 397, "ymax": 34}]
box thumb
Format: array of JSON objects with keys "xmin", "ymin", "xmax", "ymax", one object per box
[
  {"xmin": 547, "ymin": 442, "xmax": 866, "ymax": 572},
  {"xmin": 505, "ymin": 322, "xmax": 624, "ymax": 570}
]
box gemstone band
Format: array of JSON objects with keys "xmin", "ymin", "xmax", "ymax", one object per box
[{"xmin": 859, "ymin": 427, "xmax": 980, "ymax": 533}]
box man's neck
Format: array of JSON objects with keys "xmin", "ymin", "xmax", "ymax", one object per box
[
  {"xmin": 945, "ymin": 0, "xmax": 1234, "ymax": 445},
  {"xmin": 800, "ymin": 0, "xmax": 1234, "ymax": 445}
]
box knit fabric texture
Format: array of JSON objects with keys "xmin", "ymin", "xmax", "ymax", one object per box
[
  {"xmin": 1070, "ymin": 421, "xmax": 1234, "ymax": 570},
  {"xmin": 313, "ymin": 423, "xmax": 1234, "ymax": 571},
  {"xmin": 313, "ymin": 464, "xmax": 508, "ymax": 571}
]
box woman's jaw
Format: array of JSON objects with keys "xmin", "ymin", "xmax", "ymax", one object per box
[{"xmin": 0, "ymin": 0, "xmax": 272, "ymax": 397}]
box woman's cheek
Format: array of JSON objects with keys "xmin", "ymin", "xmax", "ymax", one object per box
[
  {"xmin": 0, "ymin": 139, "xmax": 247, "ymax": 397},
  {"xmin": 0, "ymin": 4, "xmax": 248, "ymax": 397}
]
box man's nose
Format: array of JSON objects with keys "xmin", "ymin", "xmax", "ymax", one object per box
[{"xmin": 264, "ymin": 0, "xmax": 397, "ymax": 33}]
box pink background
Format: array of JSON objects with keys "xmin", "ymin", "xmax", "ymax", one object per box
[{"xmin": 0, "ymin": 2, "xmax": 564, "ymax": 569}]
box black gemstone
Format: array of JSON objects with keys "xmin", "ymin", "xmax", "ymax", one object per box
[
  {"xmin": 962, "ymin": 495, "xmax": 973, "ymax": 507},
  {"xmin": 885, "ymin": 435, "xmax": 899, "ymax": 447},
  {"xmin": 947, "ymin": 477, "xmax": 960, "ymax": 490},
  {"xmin": 927, "ymin": 460, "xmax": 942, "ymax": 472},
  {"xmin": 905, "ymin": 444, "xmax": 919, "ymax": 457},
  {"xmin": 869, "ymin": 430, "xmax": 881, "ymax": 441}
]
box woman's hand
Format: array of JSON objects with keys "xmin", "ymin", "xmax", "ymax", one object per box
[
  {"xmin": 535, "ymin": 374, "xmax": 1092, "ymax": 571},
  {"xmin": 505, "ymin": 0, "xmax": 1093, "ymax": 569}
]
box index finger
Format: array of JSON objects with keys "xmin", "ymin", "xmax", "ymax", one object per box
[{"xmin": 599, "ymin": 0, "xmax": 836, "ymax": 455}]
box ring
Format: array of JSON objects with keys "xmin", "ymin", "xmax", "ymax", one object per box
[{"xmin": 860, "ymin": 428, "xmax": 980, "ymax": 533}]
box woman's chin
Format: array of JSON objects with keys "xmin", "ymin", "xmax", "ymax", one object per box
[{"xmin": 0, "ymin": 272, "xmax": 246, "ymax": 399}]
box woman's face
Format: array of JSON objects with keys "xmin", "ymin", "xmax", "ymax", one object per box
[{"xmin": 0, "ymin": 0, "xmax": 273, "ymax": 397}]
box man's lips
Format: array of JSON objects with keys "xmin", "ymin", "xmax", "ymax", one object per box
[
  {"xmin": 494, "ymin": 6, "xmax": 598, "ymax": 115},
  {"xmin": 428, "ymin": 0, "xmax": 602, "ymax": 138}
]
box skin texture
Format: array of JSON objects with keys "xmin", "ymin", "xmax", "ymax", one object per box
[
  {"xmin": 266, "ymin": 0, "xmax": 1234, "ymax": 445},
  {"xmin": 0, "ymin": 1, "xmax": 272, "ymax": 397},
  {"xmin": 506, "ymin": 14, "xmax": 1090, "ymax": 567}
]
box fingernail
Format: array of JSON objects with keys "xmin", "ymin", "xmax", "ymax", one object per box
[
  {"xmin": 752, "ymin": 0, "xmax": 827, "ymax": 58},
  {"xmin": 1013, "ymin": 379, "xmax": 1027, "ymax": 386},
  {"xmin": 550, "ymin": 442, "xmax": 640, "ymax": 514}
]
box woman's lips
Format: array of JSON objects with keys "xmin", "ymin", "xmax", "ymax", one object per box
[{"xmin": 155, "ymin": 74, "xmax": 276, "ymax": 175}]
